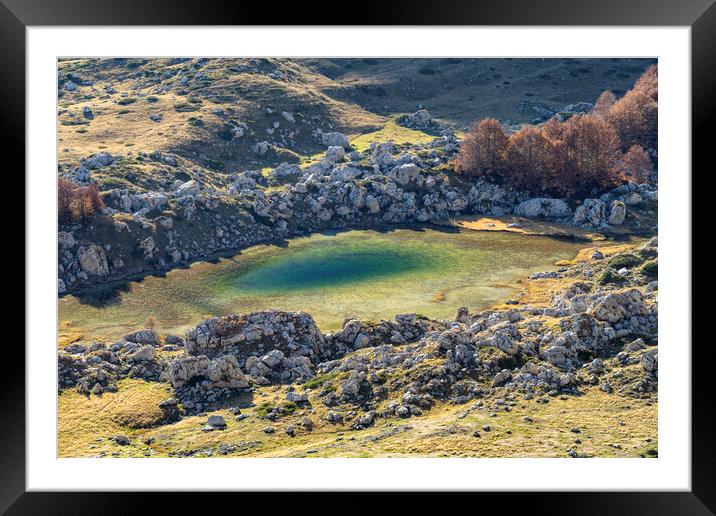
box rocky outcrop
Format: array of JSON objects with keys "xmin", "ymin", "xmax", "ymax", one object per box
[
  {"xmin": 513, "ymin": 198, "xmax": 571, "ymax": 219},
  {"xmin": 77, "ymin": 244, "xmax": 109, "ymax": 276},
  {"xmin": 162, "ymin": 355, "xmax": 249, "ymax": 389},
  {"xmin": 572, "ymin": 199, "xmax": 607, "ymax": 227},
  {"xmin": 319, "ymin": 131, "xmax": 350, "ymax": 148},
  {"xmin": 587, "ymin": 289, "xmax": 649, "ymax": 324},
  {"xmin": 58, "ymin": 133, "xmax": 655, "ymax": 297},
  {"xmin": 607, "ymin": 200, "xmax": 626, "ymax": 225},
  {"xmin": 185, "ymin": 310, "xmax": 327, "ymax": 362}
]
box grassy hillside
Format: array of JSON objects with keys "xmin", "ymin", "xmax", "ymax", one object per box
[{"xmin": 58, "ymin": 57, "xmax": 655, "ymax": 176}]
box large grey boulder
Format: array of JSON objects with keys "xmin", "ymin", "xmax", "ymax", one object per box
[
  {"xmin": 174, "ymin": 179, "xmax": 200, "ymax": 198},
  {"xmin": 77, "ymin": 244, "xmax": 109, "ymax": 276},
  {"xmin": 400, "ymin": 109, "xmax": 434, "ymax": 129},
  {"xmin": 513, "ymin": 198, "xmax": 571, "ymax": 219},
  {"xmin": 269, "ymin": 162, "xmax": 301, "ymax": 181},
  {"xmin": 387, "ymin": 163, "xmax": 421, "ymax": 186},
  {"xmin": 571, "ymin": 199, "xmax": 607, "ymax": 227},
  {"xmin": 124, "ymin": 329, "xmax": 158, "ymax": 345},
  {"xmin": 320, "ymin": 132, "xmax": 350, "ymax": 148},
  {"xmin": 608, "ymin": 200, "xmax": 626, "ymax": 225}
]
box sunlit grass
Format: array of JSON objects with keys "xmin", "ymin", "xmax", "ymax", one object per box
[{"xmin": 349, "ymin": 118, "xmax": 436, "ymax": 153}]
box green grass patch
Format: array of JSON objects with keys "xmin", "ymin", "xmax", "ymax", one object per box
[
  {"xmin": 597, "ymin": 268, "xmax": 626, "ymax": 285},
  {"xmin": 349, "ymin": 119, "xmax": 435, "ymax": 153},
  {"xmin": 608, "ymin": 253, "xmax": 642, "ymax": 269},
  {"xmin": 254, "ymin": 401, "xmax": 299, "ymax": 418},
  {"xmin": 303, "ymin": 371, "xmax": 339, "ymax": 390},
  {"xmin": 640, "ymin": 260, "xmax": 658, "ymax": 279}
]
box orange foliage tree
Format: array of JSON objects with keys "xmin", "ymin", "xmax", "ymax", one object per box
[
  {"xmin": 633, "ymin": 63, "xmax": 658, "ymax": 101},
  {"xmin": 58, "ymin": 178, "xmax": 105, "ymax": 224},
  {"xmin": 620, "ymin": 145, "xmax": 653, "ymax": 184},
  {"xmin": 606, "ymin": 64, "xmax": 658, "ymax": 150},
  {"xmin": 607, "ymin": 90, "xmax": 657, "ymax": 150},
  {"xmin": 505, "ymin": 125, "xmax": 556, "ymax": 193},
  {"xmin": 556, "ymin": 114, "xmax": 623, "ymax": 197},
  {"xmin": 453, "ymin": 64, "xmax": 657, "ymax": 197},
  {"xmin": 454, "ymin": 118, "xmax": 508, "ymax": 181},
  {"xmin": 593, "ymin": 90, "xmax": 617, "ymax": 118}
]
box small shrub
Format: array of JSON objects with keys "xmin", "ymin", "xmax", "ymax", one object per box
[
  {"xmin": 640, "ymin": 260, "xmax": 658, "ymax": 278},
  {"xmin": 254, "ymin": 401, "xmax": 298, "ymax": 418},
  {"xmin": 303, "ymin": 372, "xmax": 338, "ymax": 390},
  {"xmin": 188, "ymin": 117, "xmax": 204, "ymax": 128},
  {"xmin": 146, "ymin": 96, "xmax": 159, "ymax": 103},
  {"xmin": 608, "ymin": 253, "xmax": 642, "ymax": 269},
  {"xmin": 145, "ymin": 316, "xmax": 156, "ymax": 331},
  {"xmin": 116, "ymin": 98, "xmax": 136, "ymax": 106},
  {"xmin": 174, "ymin": 103, "xmax": 199, "ymax": 113},
  {"xmin": 254, "ymin": 402, "xmax": 275, "ymax": 418},
  {"xmin": 597, "ymin": 268, "xmax": 626, "ymax": 285}
]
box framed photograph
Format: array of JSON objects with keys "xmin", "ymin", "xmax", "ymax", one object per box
[{"xmin": 7, "ymin": 0, "xmax": 712, "ymax": 512}]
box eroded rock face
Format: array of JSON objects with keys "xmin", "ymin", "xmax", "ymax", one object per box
[
  {"xmin": 328, "ymin": 313, "xmax": 444, "ymax": 357},
  {"xmin": 587, "ymin": 289, "xmax": 648, "ymax": 324},
  {"xmin": 162, "ymin": 355, "xmax": 249, "ymax": 389},
  {"xmin": 387, "ymin": 163, "xmax": 421, "ymax": 186},
  {"xmin": 77, "ymin": 244, "xmax": 109, "ymax": 276},
  {"xmin": 124, "ymin": 329, "xmax": 158, "ymax": 345},
  {"xmin": 185, "ymin": 310, "xmax": 327, "ymax": 362},
  {"xmin": 572, "ymin": 199, "xmax": 607, "ymax": 227},
  {"xmin": 245, "ymin": 350, "xmax": 314, "ymax": 384},
  {"xmin": 608, "ymin": 200, "xmax": 626, "ymax": 225}
]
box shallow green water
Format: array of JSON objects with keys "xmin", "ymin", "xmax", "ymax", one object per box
[{"xmin": 59, "ymin": 227, "xmax": 584, "ymax": 340}]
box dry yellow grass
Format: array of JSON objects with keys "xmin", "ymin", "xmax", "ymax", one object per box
[
  {"xmin": 557, "ymin": 241, "xmax": 645, "ymax": 265},
  {"xmin": 57, "ymin": 320, "xmax": 84, "ymax": 349},
  {"xmin": 58, "ymin": 372, "xmax": 656, "ymax": 458},
  {"xmin": 454, "ymin": 215, "xmax": 605, "ymax": 241},
  {"xmin": 58, "ymin": 379, "xmax": 172, "ymax": 457}
]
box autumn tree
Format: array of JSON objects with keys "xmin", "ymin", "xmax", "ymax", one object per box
[
  {"xmin": 593, "ymin": 90, "xmax": 617, "ymax": 118},
  {"xmin": 607, "ymin": 90, "xmax": 657, "ymax": 150},
  {"xmin": 633, "ymin": 64, "xmax": 658, "ymax": 101},
  {"xmin": 85, "ymin": 183, "xmax": 104, "ymax": 213},
  {"xmin": 620, "ymin": 145, "xmax": 653, "ymax": 184},
  {"xmin": 555, "ymin": 114, "xmax": 623, "ymax": 197},
  {"xmin": 57, "ymin": 178, "xmax": 77, "ymax": 224},
  {"xmin": 505, "ymin": 125, "xmax": 556, "ymax": 193},
  {"xmin": 455, "ymin": 118, "xmax": 508, "ymax": 181},
  {"xmin": 57, "ymin": 178, "xmax": 105, "ymax": 224}
]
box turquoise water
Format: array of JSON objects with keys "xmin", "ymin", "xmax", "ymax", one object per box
[
  {"xmin": 232, "ymin": 242, "xmax": 438, "ymax": 293},
  {"xmin": 60, "ymin": 227, "xmax": 584, "ymax": 338}
]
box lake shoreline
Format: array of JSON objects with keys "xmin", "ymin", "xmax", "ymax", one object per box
[
  {"xmin": 59, "ymin": 227, "xmax": 588, "ymax": 342},
  {"xmin": 61, "ymin": 217, "xmax": 644, "ymax": 301}
]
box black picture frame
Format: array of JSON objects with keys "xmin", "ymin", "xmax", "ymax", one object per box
[{"xmin": 5, "ymin": 0, "xmax": 711, "ymax": 513}]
